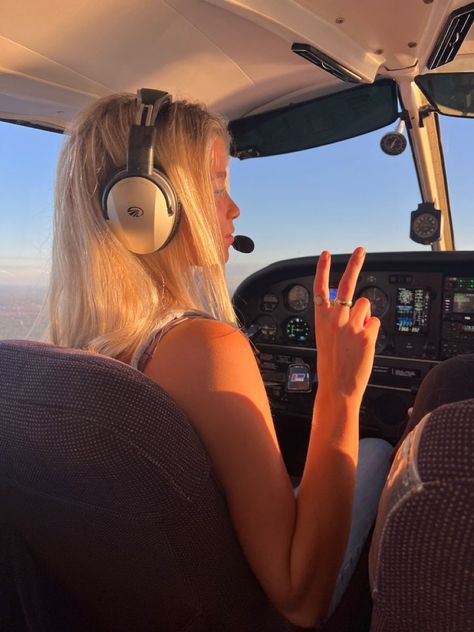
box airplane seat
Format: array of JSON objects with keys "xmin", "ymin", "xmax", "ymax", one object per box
[
  {"xmin": 369, "ymin": 398, "xmax": 474, "ymax": 632},
  {"xmin": 0, "ymin": 340, "xmax": 296, "ymax": 632}
]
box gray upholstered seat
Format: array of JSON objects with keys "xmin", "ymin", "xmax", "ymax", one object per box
[
  {"xmin": 369, "ymin": 399, "xmax": 474, "ymax": 632},
  {"xmin": 0, "ymin": 340, "xmax": 295, "ymax": 632}
]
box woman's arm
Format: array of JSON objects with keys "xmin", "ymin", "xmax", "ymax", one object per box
[
  {"xmin": 144, "ymin": 248, "xmax": 379, "ymax": 628},
  {"xmin": 288, "ymin": 250, "xmax": 380, "ymax": 622}
]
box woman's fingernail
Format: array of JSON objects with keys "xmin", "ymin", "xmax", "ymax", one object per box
[
  {"xmin": 355, "ymin": 247, "xmax": 365, "ymax": 258},
  {"xmin": 320, "ymin": 250, "xmax": 330, "ymax": 260}
]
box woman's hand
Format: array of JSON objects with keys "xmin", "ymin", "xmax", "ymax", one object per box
[{"xmin": 313, "ymin": 247, "xmax": 380, "ymax": 402}]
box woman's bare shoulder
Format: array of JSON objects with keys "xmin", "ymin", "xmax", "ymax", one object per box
[
  {"xmin": 174, "ymin": 316, "xmax": 241, "ymax": 339},
  {"xmin": 142, "ymin": 313, "xmax": 273, "ymax": 452},
  {"xmin": 157, "ymin": 316, "xmax": 249, "ymax": 358},
  {"xmin": 143, "ymin": 316, "xmax": 256, "ymax": 385}
]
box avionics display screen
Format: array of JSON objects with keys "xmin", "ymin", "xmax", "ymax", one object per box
[
  {"xmin": 396, "ymin": 287, "xmax": 429, "ymax": 334},
  {"xmin": 453, "ymin": 292, "xmax": 474, "ymax": 314}
]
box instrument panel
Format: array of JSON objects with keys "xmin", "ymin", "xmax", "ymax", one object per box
[
  {"xmin": 243, "ymin": 271, "xmax": 443, "ymax": 358},
  {"xmin": 233, "ymin": 252, "xmax": 474, "ymax": 473}
]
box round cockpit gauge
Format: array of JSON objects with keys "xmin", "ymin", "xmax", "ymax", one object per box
[
  {"xmin": 380, "ymin": 132, "xmax": 407, "ymax": 156},
  {"xmin": 261, "ymin": 292, "xmax": 279, "ymax": 312},
  {"xmin": 253, "ymin": 316, "xmax": 278, "ymax": 342},
  {"xmin": 358, "ymin": 286, "xmax": 389, "ymax": 318},
  {"xmin": 375, "ymin": 328, "xmax": 388, "ymax": 355},
  {"xmin": 410, "ymin": 203, "xmax": 442, "ymax": 245},
  {"xmin": 411, "ymin": 212, "xmax": 441, "ymax": 244},
  {"xmin": 286, "ymin": 317, "xmax": 310, "ymax": 343},
  {"xmin": 286, "ymin": 284, "xmax": 310, "ymax": 312}
]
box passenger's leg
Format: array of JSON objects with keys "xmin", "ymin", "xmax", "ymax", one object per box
[{"xmin": 327, "ymin": 437, "xmax": 393, "ymax": 615}]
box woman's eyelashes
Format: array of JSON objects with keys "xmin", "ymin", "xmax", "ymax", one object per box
[{"xmin": 213, "ymin": 175, "xmax": 228, "ymax": 197}]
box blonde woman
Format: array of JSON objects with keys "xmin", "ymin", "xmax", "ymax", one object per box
[{"xmin": 49, "ymin": 91, "xmax": 392, "ymax": 628}]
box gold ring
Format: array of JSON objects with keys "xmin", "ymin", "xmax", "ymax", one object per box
[{"xmin": 334, "ymin": 298, "xmax": 353, "ymax": 307}]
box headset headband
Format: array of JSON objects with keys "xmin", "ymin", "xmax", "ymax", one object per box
[{"xmin": 127, "ymin": 89, "xmax": 171, "ymax": 176}]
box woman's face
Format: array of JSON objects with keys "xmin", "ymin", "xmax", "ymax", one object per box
[{"xmin": 212, "ymin": 136, "xmax": 240, "ymax": 262}]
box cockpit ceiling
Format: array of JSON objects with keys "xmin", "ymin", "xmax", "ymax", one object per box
[{"xmin": 1, "ymin": 0, "xmax": 473, "ymax": 129}]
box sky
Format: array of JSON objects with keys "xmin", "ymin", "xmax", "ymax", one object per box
[{"xmin": 1, "ymin": 115, "xmax": 473, "ymax": 292}]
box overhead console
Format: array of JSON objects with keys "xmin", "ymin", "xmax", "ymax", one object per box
[{"xmin": 233, "ymin": 251, "xmax": 474, "ymax": 471}]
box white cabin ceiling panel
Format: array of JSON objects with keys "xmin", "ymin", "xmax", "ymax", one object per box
[
  {"xmin": 0, "ymin": 0, "xmax": 472, "ymax": 127},
  {"xmin": 1, "ymin": 1, "xmax": 251, "ymax": 110}
]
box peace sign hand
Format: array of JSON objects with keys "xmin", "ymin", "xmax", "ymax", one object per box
[{"xmin": 313, "ymin": 247, "xmax": 380, "ymax": 402}]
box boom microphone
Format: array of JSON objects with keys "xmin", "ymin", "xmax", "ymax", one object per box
[{"xmin": 232, "ymin": 235, "xmax": 254, "ymax": 253}]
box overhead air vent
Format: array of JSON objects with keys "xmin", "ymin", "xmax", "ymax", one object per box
[
  {"xmin": 427, "ymin": 2, "xmax": 474, "ymax": 69},
  {"xmin": 291, "ymin": 43, "xmax": 365, "ymax": 84}
]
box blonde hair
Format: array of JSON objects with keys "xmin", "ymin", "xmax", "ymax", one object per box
[{"xmin": 48, "ymin": 93, "xmax": 237, "ymax": 362}]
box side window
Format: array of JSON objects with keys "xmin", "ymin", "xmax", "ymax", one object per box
[
  {"xmin": 441, "ymin": 116, "xmax": 474, "ymax": 250},
  {"xmin": 0, "ymin": 122, "xmax": 63, "ymax": 340}
]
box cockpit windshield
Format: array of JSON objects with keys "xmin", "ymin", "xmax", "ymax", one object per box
[
  {"xmin": 227, "ymin": 118, "xmax": 423, "ymax": 292},
  {"xmin": 2, "ymin": 112, "xmax": 471, "ymax": 315}
]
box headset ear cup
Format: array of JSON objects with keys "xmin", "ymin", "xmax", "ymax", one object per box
[{"xmin": 102, "ymin": 169, "xmax": 180, "ymax": 254}]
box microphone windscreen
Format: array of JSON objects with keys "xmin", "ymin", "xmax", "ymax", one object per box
[{"xmin": 232, "ymin": 235, "xmax": 254, "ymax": 253}]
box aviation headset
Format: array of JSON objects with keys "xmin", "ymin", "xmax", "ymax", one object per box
[{"xmin": 101, "ymin": 88, "xmax": 182, "ymax": 254}]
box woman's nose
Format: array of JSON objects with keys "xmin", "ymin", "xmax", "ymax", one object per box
[{"xmin": 228, "ymin": 195, "xmax": 240, "ymax": 218}]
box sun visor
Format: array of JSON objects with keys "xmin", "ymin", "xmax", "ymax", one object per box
[
  {"xmin": 229, "ymin": 79, "xmax": 399, "ymax": 159},
  {"xmin": 415, "ymin": 73, "xmax": 474, "ymax": 118}
]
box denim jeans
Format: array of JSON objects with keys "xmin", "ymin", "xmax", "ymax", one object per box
[{"xmin": 328, "ymin": 437, "xmax": 393, "ymax": 614}]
